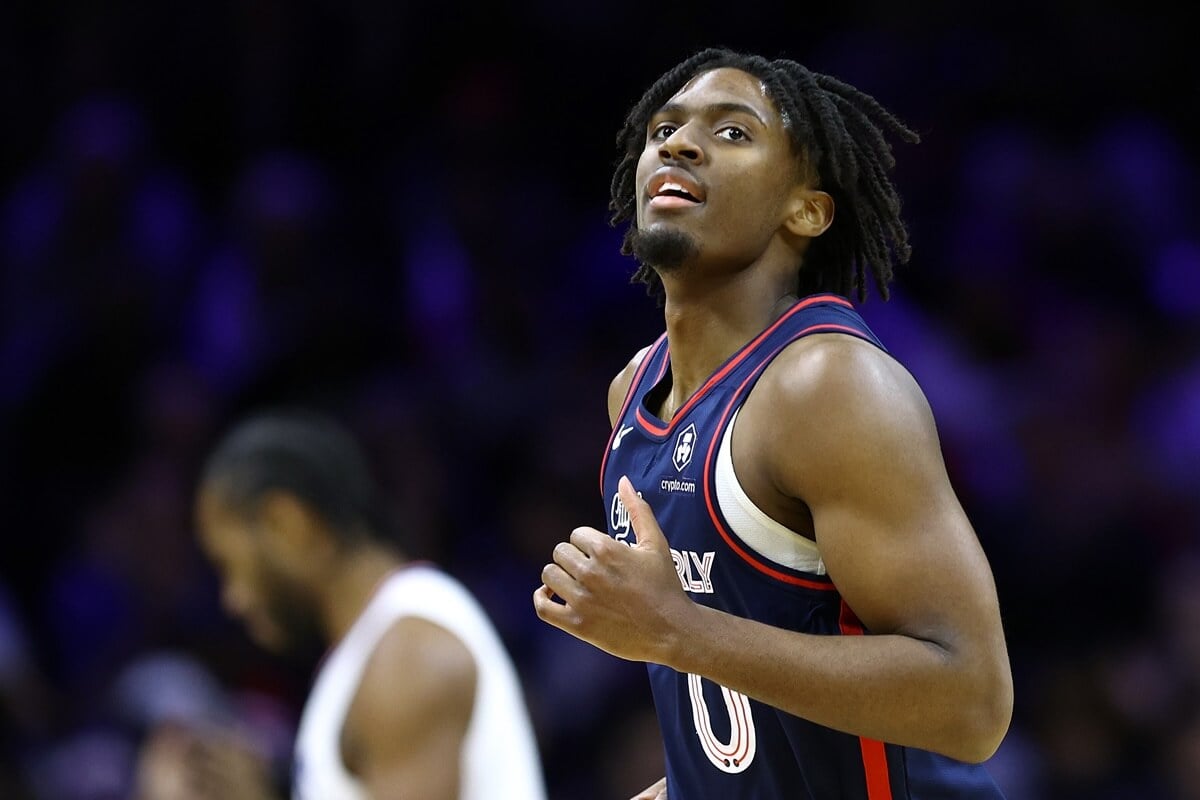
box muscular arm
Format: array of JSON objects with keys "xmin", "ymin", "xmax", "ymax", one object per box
[
  {"xmin": 677, "ymin": 335, "xmax": 1011, "ymax": 761},
  {"xmin": 538, "ymin": 335, "xmax": 1011, "ymax": 764},
  {"xmin": 342, "ymin": 616, "xmax": 477, "ymax": 800}
]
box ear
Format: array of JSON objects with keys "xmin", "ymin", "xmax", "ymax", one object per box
[
  {"xmin": 783, "ymin": 188, "xmax": 834, "ymax": 239},
  {"xmin": 256, "ymin": 491, "xmax": 335, "ymax": 564}
]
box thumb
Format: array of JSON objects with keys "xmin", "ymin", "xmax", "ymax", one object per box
[{"xmin": 618, "ymin": 476, "xmax": 667, "ymax": 551}]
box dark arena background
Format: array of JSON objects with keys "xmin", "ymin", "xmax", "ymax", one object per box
[{"xmin": 1, "ymin": 2, "xmax": 1198, "ymax": 798}]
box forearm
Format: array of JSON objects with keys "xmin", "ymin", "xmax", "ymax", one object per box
[{"xmin": 665, "ymin": 604, "xmax": 1008, "ymax": 762}]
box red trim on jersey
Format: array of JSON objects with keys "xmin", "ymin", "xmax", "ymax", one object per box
[
  {"xmin": 858, "ymin": 737, "xmax": 893, "ymax": 800},
  {"xmin": 838, "ymin": 600, "xmax": 865, "ymax": 634},
  {"xmin": 840, "ymin": 601, "xmax": 894, "ymax": 800},
  {"xmin": 701, "ymin": 339, "xmax": 829, "ymax": 590},
  {"xmin": 635, "ymin": 404, "xmax": 663, "ymax": 433},
  {"xmin": 600, "ymin": 333, "xmax": 667, "ymax": 495},
  {"xmin": 652, "ymin": 346, "xmax": 672, "ymax": 383},
  {"xmin": 699, "ymin": 320, "xmax": 877, "ymax": 589},
  {"xmin": 635, "ymin": 295, "xmax": 852, "ymax": 437}
]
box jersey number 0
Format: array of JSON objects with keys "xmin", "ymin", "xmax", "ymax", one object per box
[{"xmin": 687, "ymin": 673, "xmax": 757, "ymax": 773}]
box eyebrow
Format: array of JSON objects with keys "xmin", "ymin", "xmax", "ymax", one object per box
[{"xmin": 653, "ymin": 101, "xmax": 769, "ymax": 127}]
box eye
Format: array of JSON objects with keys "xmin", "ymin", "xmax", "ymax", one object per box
[
  {"xmin": 651, "ymin": 122, "xmax": 678, "ymax": 141},
  {"xmin": 717, "ymin": 126, "xmax": 749, "ymax": 142}
]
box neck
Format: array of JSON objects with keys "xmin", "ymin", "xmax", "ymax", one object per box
[
  {"xmin": 317, "ymin": 542, "xmax": 405, "ymax": 642},
  {"xmin": 657, "ymin": 268, "xmax": 797, "ymax": 421}
]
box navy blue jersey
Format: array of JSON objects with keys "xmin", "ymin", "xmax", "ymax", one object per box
[{"xmin": 599, "ymin": 294, "xmax": 1004, "ymax": 800}]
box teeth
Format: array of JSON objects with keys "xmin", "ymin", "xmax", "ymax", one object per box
[{"xmin": 656, "ymin": 181, "xmax": 696, "ymax": 199}]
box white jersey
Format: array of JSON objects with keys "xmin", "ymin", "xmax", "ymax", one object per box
[{"xmin": 293, "ymin": 564, "xmax": 547, "ymax": 800}]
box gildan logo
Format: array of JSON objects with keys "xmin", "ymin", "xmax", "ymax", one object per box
[{"xmin": 673, "ymin": 423, "xmax": 697, "ymax": 472}]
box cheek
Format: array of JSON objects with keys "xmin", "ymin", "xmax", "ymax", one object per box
[
  {"xmin": 255, "ymin": 558, "xmax": 312, "ymax": 618},
  {"xmin": 719, "ymin": 171, "xmax": 792, "ymax": 234},
  {"xmin": 635, "ymin": 144, "xmax": 658, "ymax": 182},
  {"xmin": 633, "ymin": 149, "xmax": 659, "ymax": 220}
]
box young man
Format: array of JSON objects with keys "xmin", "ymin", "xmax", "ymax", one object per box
[
  {"xmin": 194, "ymin": 411, "xmax": 547, "ymax": 800},
  {"xmin": 534, "ymin": 48, "xmax": 1013, "ymax": 799}
]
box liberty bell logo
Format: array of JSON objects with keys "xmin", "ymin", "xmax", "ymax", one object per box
[{"xmin": 673, "ymin": 423, "xmax": 697, "ymax": 472}]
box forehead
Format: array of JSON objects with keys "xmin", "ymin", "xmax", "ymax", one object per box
[{"xmin": 664, "ymin": 67, "xmax": 782, "ymax": 124}]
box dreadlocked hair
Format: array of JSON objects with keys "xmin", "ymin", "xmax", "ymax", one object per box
[{"xmin": 609, "ymin": 48, "xmax": 919, "ymax": 302}]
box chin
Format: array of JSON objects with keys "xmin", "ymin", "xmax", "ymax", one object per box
[
  {"xmin": 630, "ymin": 224, "xmax": 699, "ymax": 272},
  {"xmin": 247, "ymin": 624, "xmax": 285, "ymax": 653}
]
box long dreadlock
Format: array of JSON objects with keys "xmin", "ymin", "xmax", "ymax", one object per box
[{"xmin": 609, "ymin": 48, "xmax": 919, "ymax": 302}]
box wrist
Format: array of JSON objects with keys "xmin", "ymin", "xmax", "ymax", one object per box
[{"xmin": 656, "ymin": 599, "xmax": 713, "ymax": 672}]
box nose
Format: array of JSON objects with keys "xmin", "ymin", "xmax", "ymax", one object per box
[{"xmin": 659, "ymin": 124, "xmax": 704, "ymax": 165}]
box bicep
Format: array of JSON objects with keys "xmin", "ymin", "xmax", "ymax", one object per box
[
  {"xmin": 361, "ymin": 721, "xmax": 466, "ymax": 800},
  {"xmin": 346, "ymin": 618, "xmax": 477, "ymax": 800},
  {"xmin": 814, "ymin": 437, "xmax": 999, "ymax": 648},
  {"xmin": 765, "ymin": 341, "xmax": 1003, "ymax": 649}
]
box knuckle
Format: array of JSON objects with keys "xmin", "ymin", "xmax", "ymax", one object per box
[
  {"xmin": 588, "ymin": 535, "xmax": 612, "ymax": 557},
  {"xmin": 568, "ymin": 528, "xmax": 588, "ymax": 546}
]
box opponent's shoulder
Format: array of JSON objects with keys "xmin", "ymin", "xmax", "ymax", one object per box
[
  {"xmin": 348, "ymin": 616, "xmax": 477, "ymax": 741},
  {"xmin": 607, "ymin": 343, "xmax": 656, "ymax": 426},
  {"xmin": 340, "ymin": 613, "xmax": 477, "ymax": 789}
]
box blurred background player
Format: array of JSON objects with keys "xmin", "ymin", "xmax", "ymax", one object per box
[{"xmin": 182, "ymin": 409, "xmax": 547, "ymax": 800}]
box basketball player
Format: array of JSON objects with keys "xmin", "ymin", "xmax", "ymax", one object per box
[
  {"xmin": 534, "ymin": 48, "xmax": 1013, "ymax": 799},
  {"xmin": 195, "ymin": 411, "xmax": 547, "ymax": 800}
]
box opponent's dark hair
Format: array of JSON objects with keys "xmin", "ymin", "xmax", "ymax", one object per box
[
  {"xmin": 610, "ymin": 47, "xmax": 919, "ymax": 302},
  {"xmin": 201, "ymin": 409, "xmax": 391, "ymax": 545}
]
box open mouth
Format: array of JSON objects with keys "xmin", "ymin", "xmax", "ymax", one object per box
[
  {"xmin": 647, "ymin": 171, "xmax": 706, "ymax": 209},
  {"xmin": 655, "ymin": 182, "xmax": 700, "ymax": 203}
]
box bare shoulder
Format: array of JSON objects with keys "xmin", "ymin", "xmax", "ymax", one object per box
[
  {"xmin": 742, "ymin": 332, "xmax": 942, "ymax": 497},
  {"xmin": 344, "ymin": 616, "xmax": 477, "ymax": 765},
  {"xmin": 357, "ymin": 616, "xmax": 477, "ymax": 712},
  {"xmin": 758, "ymin": 332, "xmax": 933, "ymax": 437},
  {"xmin": 607, "ymin": 344, "xmax": 654, "ymax": 426}
]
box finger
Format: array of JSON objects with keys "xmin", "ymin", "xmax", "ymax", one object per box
[
  {"xmin": 540, "ymin": 562, "xmax": 584, "ymax": 604},
  {"xmin": 628, "ymin": 777, "xmax": 668, "ymax": 800},
  {"xmin": 533, "ymin": 584, "xmax": 574, "ymax": 629},
  {"xmin": 567, "ymin": 526, "xmax": 610, "ymax": 555},
  {"xmin": 551, "ymin": 540, "xmax": 590, "ymax": 578},
  {"xmin": 618, "ymin": 476, "xmax": 667, "ymax": 551}
]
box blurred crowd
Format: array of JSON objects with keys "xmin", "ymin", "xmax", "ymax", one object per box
[{"xmin": 1, "ymin": 2, "xmax": 1198, "ymax": 799}]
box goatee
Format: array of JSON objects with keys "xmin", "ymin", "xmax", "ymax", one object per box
[{"xmin": 629, "ymin": 226, "xmax": 698, "ymax": 273}]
